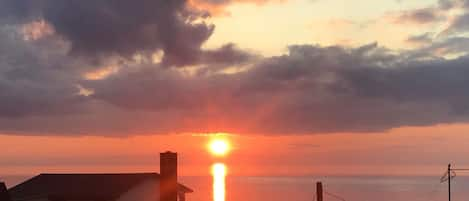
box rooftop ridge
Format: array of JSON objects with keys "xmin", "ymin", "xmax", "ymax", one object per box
[{"xmin": 38, "ymin": 172, "xmax": 159, "ymax": 175}]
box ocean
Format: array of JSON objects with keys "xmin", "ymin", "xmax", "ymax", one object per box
[{"xmin": 2, "ymin": 175, "xmax": 467, "ymax": 201}]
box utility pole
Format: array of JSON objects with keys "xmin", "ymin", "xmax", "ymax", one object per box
[
  {"xmin": 316, "ymin": 182, "xmax": 323, "ymax": 201},
  {"xmin": 443, "ymin": 164, "xmax": 469, "ymax": 201},
  {"xmin": 448, "ymin": 164, "xmax": 451, "ymax": 201}
]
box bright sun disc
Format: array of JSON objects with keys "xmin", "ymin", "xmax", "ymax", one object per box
[{"xmin": 209, "ymin": 139, "xmax": 230, "ymax": 156}]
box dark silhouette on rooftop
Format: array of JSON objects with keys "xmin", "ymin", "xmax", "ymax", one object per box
[
  {"xmin": 6, "ymin": 152, "xmax": 192, "ymax": 201},
  {"xmin": 1, "ymin": 182, "xmax": 11, "ymax": 201},
  {"xmin": 160, "ymin": 151, "xmax": 178, "ymax": 201}
]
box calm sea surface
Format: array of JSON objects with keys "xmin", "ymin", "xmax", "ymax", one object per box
[{"xmin": 2, "ymin": 175, "xmax": 468, "ymax": 201}]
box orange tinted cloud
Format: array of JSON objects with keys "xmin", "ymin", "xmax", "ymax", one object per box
[{"xmin": 189, "ymin": 0, "xmax": 285, "ymax": 15}]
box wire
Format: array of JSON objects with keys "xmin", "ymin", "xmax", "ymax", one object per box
[
  {"xmin": 324, "ymin": 191, "xmax": 347, "ymax": 201},
  {"xmin": 422, "ymin": 170, "xmax": 455, "ymax": 201},
  {"xmin": 441, "ymin": 170, "xmax": 457, "ymax": 183},
  {"xmin": 316, "ymin": 171, "xmax": 451, "ymax": 201},
  {"xmin": 440, "ymin": 170, "xmax": 449, "ymax": 183}
]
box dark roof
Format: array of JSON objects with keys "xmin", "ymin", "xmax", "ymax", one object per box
[
  {"xmin": 1, "ymin": 182, "xmax": 11, "ymax": 201},
  {"xmin": 8, "ymin": 173, "xmax": 193, "ymax": 201}
]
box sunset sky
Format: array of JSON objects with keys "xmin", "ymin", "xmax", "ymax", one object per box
[{"xmin": 2, "ymin": 0, "xmax": 469, "ymax": 177}]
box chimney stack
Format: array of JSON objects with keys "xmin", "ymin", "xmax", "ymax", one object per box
[
  {"xmin": 0, "ymin": 182, "xmax": 11, "ymax": 201},
  {"xmin": 160, "ymin": 152, "xmax": 178, "ymax": 201}
]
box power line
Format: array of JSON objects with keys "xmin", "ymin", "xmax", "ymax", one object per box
[
  {"xmin": 324, "ymin": 190, "xmax": 346, "ymax": 201},
  {"xmin": 441, "ymin": 163, "xmax": 469, "ymax": 201}
]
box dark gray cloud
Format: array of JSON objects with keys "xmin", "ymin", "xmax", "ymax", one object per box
[
  {"xmin": 2, "ymin": 1, "xmax": 469, "ymax": 136},
  {"xmin": 0, "ymin": 0, "xmax": 220, "ymax": 66},
  {"xmin": 52, "ymin": 44, "xmax": 469, "ymax": 135},
  {"xmin": 437, "ymin": 0, "xmax": 460, "ymax": 10},
  {"xmin": 0, "ymin": 0, "xmax": 255, "ymax": 135},
  {"xmin": 392, "ymin": 0, "xmax": 469, "ymax": 26},
  {"xmin": 2, "ymin": 29, "xmax": 469, "ymax": 135},
  {"xmin": 442, "ymin": 14, "xmax": 469, "ymax": 35},
  {"xmin": 406, "ymin": 33, "xmax": 434, "ymax": 46},
  {"xmin": 200, "ymin": 43, "xmax": 259, "ymax": 65},
  {"xmin": 425, "ymin": 37, "xmax": 469, "ymax": 55},
  {"xmin": 394, "ymin": 7, "xmax": 443, "ymax": 24},
  {"xmin": 0, "ymin": 26, "xmax": 88, "ymax": 118},
  {"xmin": 396, "ymin": 0, "xmax": 469, "ymax": 50},
  {"xmin": 436, "ymin": 0, "xmax": 469, "ymax": 36}
]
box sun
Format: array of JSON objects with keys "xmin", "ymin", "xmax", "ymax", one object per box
[{"xmin": 208, "ymin": 139, "xmax": 231, "ymax": 156}]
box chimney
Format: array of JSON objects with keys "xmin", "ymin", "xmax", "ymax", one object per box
[
  {"xmin": 0, "ymin": 182, "xmax": 11, "ymax": 201},
  {"xmin": 160, "ymin": 152, "xmax": 178, "ymax": 201}
]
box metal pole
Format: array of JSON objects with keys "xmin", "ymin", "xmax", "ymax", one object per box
[
  {"xmin": 317, "ymin": 182, "xmax": 323, "ymax": 201},
  {"xmin": 448, "ymin": 164, "xmax": 451, "ymax": 201}
]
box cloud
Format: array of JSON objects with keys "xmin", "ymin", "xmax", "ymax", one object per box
[
  {"xmin": 389, "ymin": 0, "xmax": 469, "ymax": 26},
  {"xmin": 389, "ymin": 0, "xmax": 469, "ymax": 50},
  {"xmin": 441, "ymin": 14, "xmax": 469, "ymax": 36},
  {"xmin": 0, "ymin": 26, "xmax": 88, "ymax": 118},
  {"xmin": 3, "ymin": 35, "xmax": 469, "ymax": 135},
  {"xmin": 0, "ymin": 0, "xmax": 264, "ymax": 68},
  {"xmin": 423, "ymin": 37, "xmax": 469, "ymax": 56},
  {"xmin": 438, "ymin": 0, "xmax": 459, "ymax": 9},
  {"xmin": 74, "ymin": 44, "xmax": 469, "ymax": 134},
  {"xmin": 437, "ymin": 0, "xmax": 469, "ymax": 36},
  {"xmin": 405, "ymin": 32, "xmax": 434, "ymax": 46},
  {"xmin": 2, "ymin": 1, "xmax": 469, "ymax": 136},
  {"xmin": 0, "ymin": 0, "xmax": 217, "ymax": 66},
  {"xmin": 198, "ymin": 43, "xmax": 261, "ymax": 70},
  {"xmin": 189, "ymin": 0, "xmax": 284, "ymax": 15},
  {"xmin": 392, "ymin": 7, "xmax": 444, "ymax": 24}
]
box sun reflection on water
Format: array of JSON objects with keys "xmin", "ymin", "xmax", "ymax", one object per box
[{"xmin": 212, "ymin": 163, "xmax": 227, "ymax": 201}]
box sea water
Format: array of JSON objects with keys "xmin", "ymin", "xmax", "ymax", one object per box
[{"xmin": 2, "ymin": 175, "xmax": 468, "ymax": 201}]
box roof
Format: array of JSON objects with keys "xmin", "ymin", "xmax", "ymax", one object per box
[
  {"xmin": 8, "ymin": 173, "xmax": 193, "ymax": 201},
  {"xmin": 1, "ymin": 182, "xmax": 11, "ymax": 201}
]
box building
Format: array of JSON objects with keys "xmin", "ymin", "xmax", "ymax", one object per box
[
  {"xmin": 4, "ymin": 152, "xmax": 192, "ymax": 201},
  {"xmin": 1, "ymin": 182, "xmax": 11, "ymax": 201}
]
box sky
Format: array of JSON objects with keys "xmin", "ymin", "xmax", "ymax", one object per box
[{"xmin": 1, "ymin": 0, "xmax": 469, "ymax": 177}]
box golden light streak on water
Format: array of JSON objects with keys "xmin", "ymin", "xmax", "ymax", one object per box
[{"xmin": 212, "ymin": 163, "xmax": 227, "ymax": 201}]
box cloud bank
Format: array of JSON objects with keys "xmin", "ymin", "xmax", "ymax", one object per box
[{"xmin": 1, "ymin": 0, "xmax": 469, "ymax": 135}]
